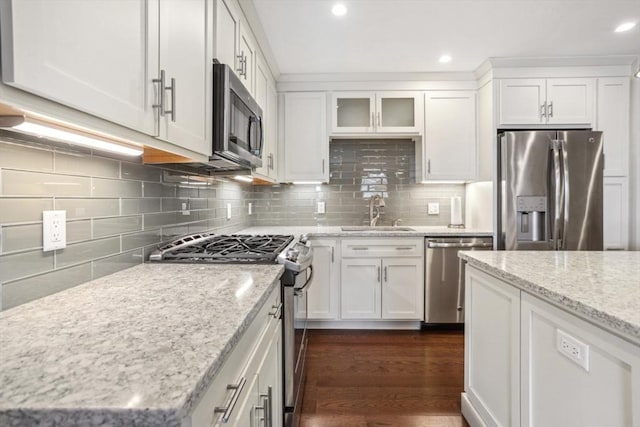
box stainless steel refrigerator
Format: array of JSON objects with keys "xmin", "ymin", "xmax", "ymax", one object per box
[{"xmin": 497, "ymin": 130, "xmax": 603, "ymax": 250}]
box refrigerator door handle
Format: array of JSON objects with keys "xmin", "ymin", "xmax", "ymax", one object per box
[
  {"xmin": 551, "ymin": 140, "xmax": 563, "ymax": 250},
  {"xmin": 560, "ymin": 139, "xmax": 570, "ymax": 250}
]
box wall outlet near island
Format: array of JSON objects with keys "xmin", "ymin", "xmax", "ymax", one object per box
[
  {"xmin": 428, "ymin": 202, "xmax": 440, "ymax": 215},
  {"xmin": 317, "ymin": 201, "xmax": 326, "ymax": 214},
  {"xmin": 557, "ymin": 329, "xmax": 590, "ymax": 371}
]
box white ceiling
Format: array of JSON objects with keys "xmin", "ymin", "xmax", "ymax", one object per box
[{"xmin": 252, "ymin": 0, "xmax": 640, "ymax": 74}]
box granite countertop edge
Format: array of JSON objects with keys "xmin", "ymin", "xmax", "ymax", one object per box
[
  {"xmin": 459, "ymin": 253, "xmax": 640, "ymax": 344},
  {"xmin": 178, "ymin": 268, "xmax": 284, "ymax": 419},
  {"xmin": 0, "ymin": 265, "xmax": 285, "ymax": 427}
]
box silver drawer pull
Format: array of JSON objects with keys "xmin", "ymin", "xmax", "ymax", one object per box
[
  {"xmin": 352, "ymin": 247, "xmax": 368, "ymax": 251},
  {"xmin": 268, "ymin": 302, "xmax": 282, "ymax": 319},
  {"xmin": 214, "ymin": 377, "xmax": 247, "ymax": 422},
  {"xmin": 395, "ymin": 247, "xmax": 413, "ymax": 250}
]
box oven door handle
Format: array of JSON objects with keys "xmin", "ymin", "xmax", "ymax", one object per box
[{"xmin": 293, "ymin": 265, "xmax": 314, "ymax": 296}]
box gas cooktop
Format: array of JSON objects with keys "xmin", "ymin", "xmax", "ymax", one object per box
[{"xmin": 149, "ymin": 233, "xmax": 294, "ymax": 263}]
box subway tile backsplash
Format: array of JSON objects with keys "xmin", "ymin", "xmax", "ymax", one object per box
[
  {"xmin": 0, "ymin": 135, "xmax": 464, "ymax": 310},
  {"xmin": 0, "ymin": 133, "xmax": 252, "ymax": 310},
  {"xmin": 251, "ymin": 139, "xmax": 465, "ymax": 227}
]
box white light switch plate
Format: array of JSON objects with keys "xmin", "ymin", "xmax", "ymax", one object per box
[
  {"xmin": 226, "ymin": 203, "xmax": 232, "ymax": 220},
  {"xmin": 43, "ymin": 210, "xmax": 66, "ymax": 251},
  {"xmin": 317, "ymin": 201, "xmax": 326, "ymax": 214},
  {"xmin": 428, "ymin": 202, "xmax": 440, "ymax": 215}
]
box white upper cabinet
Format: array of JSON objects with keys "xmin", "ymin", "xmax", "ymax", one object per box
[
  {"xmin": 331, "ymin": 91, "xmax": 421, "ymax": 134},
  {"xmin": 423, "ymin": 91, "xmax": 477, "ymax": 181},
  {"xmin": 596, "ymin": 77, "xmax": 630, "ymax": 177},
  {"xmin": 0, "ymin": 0, "xmax": 211, "ymax": 156},
  {"xmin": 498, "ymin": 78, "xmax": 594, "ymax": 126},
  {"xmin": 238, "ymin": 23, "xmax": 256, "ymax": 94},
  {"xmin": 281, "ymin": 92, "xmax": 328, "ymax": 182},
  {"xmin": 215, "ymin": 0, "xmax": 241, "ymax": 74},
  {"xmin": 215, "ymin": 0, "xmax": 256, "ymax": 94},
  {"xmin": 156, "ymin": 0, "xmax": 210, "ymax": 155},
  {"xmin": 0, "ymin": 0, "xmax": 157, "ymax": 136},
  {"xmin": 253, "ymin": 55, "xmax": 278, "ymax": 182}
]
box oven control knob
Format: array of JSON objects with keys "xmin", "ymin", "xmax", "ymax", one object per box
[
  {"xmin": 286, "ymin": 248, "xmax": 299, "ymax": 262},
  {"xmin": 299, "ymin": 234, "xmax": 308, "ymax": 245}
]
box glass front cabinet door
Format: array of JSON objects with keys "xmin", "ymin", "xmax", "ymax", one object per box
[{"xmin": 332, "ymin": 91, "xmax": 421, "ymax": 134}]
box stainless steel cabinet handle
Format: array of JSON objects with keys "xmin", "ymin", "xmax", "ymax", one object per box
[
  {"xmin": 352, "ymin": 247, "xmax": 368, "ymax": 251},
  {"xmin": 257, "ymin": 386, "xmax": 272, "ymax": 427},
  {"xmin": 548, "ymin": 101, "xmax": 554, "ymax": 118},
  {"xmin": 214, "ymin": 377, "xmax": 247, "ymax": 422},
  {"xmin": 377, "ymin": 266, "xmax": 381, "ymax": 282},
  {"xmin": 384, "ymin": 266, "xmax": 388, "ymax": 282},
  {"xmin": 395, "ymin": 247, "xmax": 413, "ymax": 250},
  {"xmin": 152, "ymin": 69, "xmax": 166, "ymax": 116},
  {"xmin": 269, "ymin": 302, "xmax": 282, "ymax": 319},
  {"xmin": 236, "ymin": 52, "xmax": 244, "ymax": 76},
  {"xmin": 165, "ymin": 77, "xmax": 176, "ymax": 122},
  {"xmin": 427, "ymin": 159, "xmax": 431, "ymax": 174},
  {"xmin": 268, "ymin": 153, "xmax": 274, "ymax": 170},
  {"xmin": 243, "ymin": 55, "xmax": 248, "ymax": 78},
  {"xmin": 540, "ymin": 103, "xmax": 547, "ymax": 120},
  {"xmin": 377, "ymin": 111, "xmax": 381, "ymax": 127},
  {"xmin": 331, "ymin": 246, "xmax": 334, "ymax": 263},
  {"xmin": 371, "ymin": 111, "xmax": 374, "ymax": 127},
  {"xmin": 322, "ymin": 159, "xmax": 325, "ymax": 174}
]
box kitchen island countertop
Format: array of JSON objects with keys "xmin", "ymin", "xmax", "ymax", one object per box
[
  {"xmin": 459, "ymin": 251, "xmax": 640, "ymax": 345},
  {"xmin": 237, "ymin": 225, "xmax": 493, "ymax": 238},
  {"xmin": 0, "ymin": 263, "xmax": 284, "ymax": 426}
]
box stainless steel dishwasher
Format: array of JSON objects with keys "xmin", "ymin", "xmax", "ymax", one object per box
[{"xmin": 424, "ymin": 237, "xmax": 493, "ymax": 324}]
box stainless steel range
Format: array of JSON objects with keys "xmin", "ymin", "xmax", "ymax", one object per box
[{"xmin": 149, "ymin": 232, "xmax": 313, "ymax": 427}]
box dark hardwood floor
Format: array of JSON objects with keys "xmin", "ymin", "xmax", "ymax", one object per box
[{"xmin": 300, "ymin": 329, "xmax": 470, "ymax": 427}]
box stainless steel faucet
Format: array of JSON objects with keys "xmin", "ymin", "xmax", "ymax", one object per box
[{"xmin": 368, "ymin": 194, "xmax": 386, "ymax": 226}]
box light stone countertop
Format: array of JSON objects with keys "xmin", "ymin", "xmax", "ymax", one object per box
[
  {"xmin": 0, "ymin": 263, "xmax": 284, "ymax": 427},
  {"xmin": 459, "ymin": 251, "xmax": 640, "ymax": 345},
  {"xmin": 237, "ymin": 225, "xmax": 493, "ymax": 238}
]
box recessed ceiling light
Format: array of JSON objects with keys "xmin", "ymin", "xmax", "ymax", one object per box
[
  {"xmin": 332, "ymin": 3, "xmax": 347, "ymax": 16},
  {"xmin": 615, "ymin": 21, "xmax": 636, "ymax": 32},
  {"xmin": 439, "ymin": 54, "xmax": 452, "ymax": 63}
]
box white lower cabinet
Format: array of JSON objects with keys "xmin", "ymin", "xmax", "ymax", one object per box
[
  {"xmin": 187, "ymin": 286, "xmax": 282, "ymax": 427},
  {"xmin": 306, "ymin": 239, "xmax": 340, "ymax": 320},
  {"xmin": 464, "ymin": 267, "xmax": 520, "ymax": 427},
  {"xmin": 464, "ymin": 265, "xmax": 640, "ymax": 427},
  {"xmin": 521, "ymin": 293, "xmax": 640, "ymax": 427},
  {"xmin": 339, "ymin": 238, "xmax": 424, "ymax": 321}
]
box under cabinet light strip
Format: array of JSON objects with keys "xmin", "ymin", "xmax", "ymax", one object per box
[{"xmin": 0, "ymin": 115, "xmax": 143, "ymax": 156}]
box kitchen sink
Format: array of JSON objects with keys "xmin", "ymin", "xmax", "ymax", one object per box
[{"xmin": 341, "ymin": 226, "xmax": 415, "ymax": 232}]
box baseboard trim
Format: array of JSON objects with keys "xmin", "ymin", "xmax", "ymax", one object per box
[
  {"xmin": 305, "ymin": 320, "xmax": 422, "ymax": 330},
  {"xmin": 461, "ymin": 392, "xmax": 487, "ymax": 427}
]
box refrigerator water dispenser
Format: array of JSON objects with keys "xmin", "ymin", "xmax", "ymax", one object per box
[{"xmin": 517, "ymin": 196, "xmax": 547, "ymax": 242}]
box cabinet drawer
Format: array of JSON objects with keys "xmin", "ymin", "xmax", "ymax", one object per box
[
  {"xmin": 341, "ymin": 238, "xmax": 423, "ymax": 258},
  {"xmin": 188, "ymin": 285, "xmax": 281, "ymax": 427}
]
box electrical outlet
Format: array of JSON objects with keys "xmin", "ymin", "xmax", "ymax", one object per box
[
  {"xmin": 226, "ymin": 203, "xmax": 232, "ymax": 220},
  {"xmin": 428, "ymin": 202, "xmax": 440, "ymax": 215},
  {"xmin": 248, "ymin": 202, "xmax": 253, "ymax": 215},
  {"xmin": 557, "ymin": 329, "xmax": 590, "ymax": 371},
  {"xmin": 43, "ymin": 210, "xmax": 67, "ymax": 252},
  {"xmin": 181, "ymin": 202, "xmax": 190, "ymax": 216},
  {"xmin": 317, "ymin": 201, "xmax": 326, "ymax": 214}
]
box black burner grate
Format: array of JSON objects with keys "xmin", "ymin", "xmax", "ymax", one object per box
[{"xmin": 159, "ymin": 234, "xmax": 294, "ymax": 263}]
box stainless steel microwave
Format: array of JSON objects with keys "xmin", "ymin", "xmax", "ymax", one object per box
[{"xmin": 212, "ymin": 63, "xmax": 263, "ymax": 170}]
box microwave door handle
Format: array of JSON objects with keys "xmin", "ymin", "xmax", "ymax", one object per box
[
  {"xmin": 258, "ymin": 116, "xmax": 264, "ymax": 154},
  {"xmin": 247, "ymin": 116, "xmax": 255, "ymax": 153}
]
